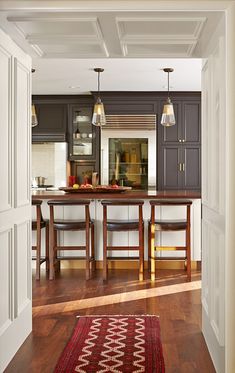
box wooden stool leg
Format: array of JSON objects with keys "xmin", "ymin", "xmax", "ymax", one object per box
[
  {"xmin": 148, "ymin": 223, "xmax": 151, "ymax": 272},
  {"xmin": 54, "ymin": 230, "xmax": 60, "ymax": 273},
  {"xmin": 85, "ymin": 227, "xmax": 90, "ymax": 281},
  {"xmin": 45, "ymin": 224, "xmax": 49, "ymax": 273},
  {"xmin": 49, "ymin": 223, "xmax": 55, "ymax": 280},
  {"xmin": 150, "ymin": 223, "xmax": 156, "ymax": 281},
  {"xmin": 91, "ymin": 223, "xmax": 96, "ymax": 272},
  {"xmin": 103, "ymin": 206, "xmax": 108, "ymax": 282},
  {"xmin": 186, "ymin": 205, "xmax": 191, "ymax": 281},
  {"xmin": 138, "ymin": 224, "xmax": 144, "ymax": 281},
  {"xmin": 36, "ymin": 226, "xmax": 41, "ymax": 281}
]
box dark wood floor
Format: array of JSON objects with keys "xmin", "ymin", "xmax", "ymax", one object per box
[{"xmin": 5, "ymin": 268, "xmax": 215, "ymax": 373}]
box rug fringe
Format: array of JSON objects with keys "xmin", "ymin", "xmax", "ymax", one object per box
[{"xmin": 76, "ymin": 314, "xmax": 160, "ymax": 318}]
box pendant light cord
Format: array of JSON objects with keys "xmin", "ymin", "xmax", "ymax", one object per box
[
  {"xmin": 98, "ymin": 71, "xmax": 100, "ymax": 97},
  {"xmin": 167, "ymin": 71, "xmax": 170, "ymax": 99}
]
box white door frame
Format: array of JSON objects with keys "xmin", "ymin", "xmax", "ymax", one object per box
[
  {"xmin": 0, "ymin": 27, "xmax": 32, "ymax": 372},
  {"xmin": 1, "ymin": 1, "xmax": 235, "ymax": 372}
]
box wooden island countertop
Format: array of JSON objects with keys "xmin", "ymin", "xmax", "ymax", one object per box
[{"xmin": 32, "ymin": 189, "xmax": 201, "ymax": 200}]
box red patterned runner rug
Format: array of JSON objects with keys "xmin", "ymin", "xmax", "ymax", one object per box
[{"xmin": 54, "ymin": 315, "xmax": 165, "ymax": 373}]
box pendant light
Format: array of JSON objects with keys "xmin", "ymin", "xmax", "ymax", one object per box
[
  {"xmin": 92, "ymin": 68, "xmax": 106, "ymax": 126},
  {"xmin": 161, "ymin": 68, "xmax": 176, "ymax": 127}
]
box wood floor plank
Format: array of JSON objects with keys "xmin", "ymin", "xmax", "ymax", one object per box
[{"xmin": 5, "ymin": 269, "xmax": 215, "ymax": 373}]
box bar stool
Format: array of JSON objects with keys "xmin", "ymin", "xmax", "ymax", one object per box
[
  {"xmin": 32, "ymin": 199, "xmax": 49, "ymax": 280},
  {"xmin": 47, "ymin": 200, "xmax": 95, "ymax": 280},
  {"xmin": 101, "ymin": 200, "xmax": 144, "ymax": 281},
  {"xmin": 148, "ymin": 200, "xmax": 192, "ymax": 281}
]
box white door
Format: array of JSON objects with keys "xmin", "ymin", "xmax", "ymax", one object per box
[
  {"xmin": 0, "ymin": 28, "xmax": 32, "ymax": 371},
  {"xmin": 201, "ymin": 19, "xmax": 226, "ymax": 373}
]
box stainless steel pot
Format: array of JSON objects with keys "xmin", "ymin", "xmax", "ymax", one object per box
[{"xmin": 33, "ymin": 176, "xmax": 47, "ymax": 186}]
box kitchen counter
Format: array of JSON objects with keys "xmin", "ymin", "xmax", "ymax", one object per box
[{"xmin": 32, "ymin": 189, "xmax": 201, "ymax": 200}]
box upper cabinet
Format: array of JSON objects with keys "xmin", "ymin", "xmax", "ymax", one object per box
[
  {"xmin": 32, "ymin": 98, "xmax": 68, "ymax": 142},
  {"xmin": 159, "ymin": 99, "xmax": 201, "ymax": 145},
  {"xmin": 68, "ymin": 103, "xmax": 99, "ymax": 161}
]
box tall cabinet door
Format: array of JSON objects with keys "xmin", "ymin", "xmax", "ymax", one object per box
[
  {"xmin": 0, "ymin": 29, "xmax": 32, "ymax": 372},
  {"xmin": 182, "ymin": 146, "xmax": 201, "ymax": 189},
  {"xmin": 158, "ymin": 146, "xmax": 182, "ymax": 189},
  {"xmin": 182, "ymin": 101, "xmax": 201, "ymax": 144}
]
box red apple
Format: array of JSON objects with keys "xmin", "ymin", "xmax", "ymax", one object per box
[{"xmin": 111, "ymin": 184, "xmax": 119, "ymax": 188}]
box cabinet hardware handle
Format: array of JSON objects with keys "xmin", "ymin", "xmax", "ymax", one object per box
[
  {"xmin": 178, "ymin": 139, "xmax": 182, "ymax": 143},
  {"xmin": 182, "ymin": 139, "xmax": 186, "ymax": 143},
  {"xmin": 179, "ymin": 163, "xmax": 182, "ymax": 171},
  {"xmin": 182, "ymin": 163, "xmax": 185, "ymax": 171}
]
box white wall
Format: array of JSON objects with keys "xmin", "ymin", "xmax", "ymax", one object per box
[{"xmin": 32, "ymin": 143, "xmax": 67, "ymax": 187}]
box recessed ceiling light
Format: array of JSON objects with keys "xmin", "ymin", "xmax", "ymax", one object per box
[{"xmin": 69, "ymin": 85, "xmax": 80, "ymax": 89}]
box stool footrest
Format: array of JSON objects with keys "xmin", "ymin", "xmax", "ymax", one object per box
[
  {"xmin": 153, "ymin": 256, "xmax": 187, "ymax": 261},
  {"xmin": 107, "ymin": 256, "xmax": 140, "ymax": 261},
  {"xmin": 56, "ymin": 256, "xmax": 95, "ymax": 261},
  {"xmin": 32, "ymin": 257, "xmax": 47, "ymax": 264},
  {"xmin": 154, "ymin": 246, "xmax": 187, "ymax": 251},
  {"xmin": 55, "ymin": 246, "xmax": 88, "ymax": 250},
  {"xmin": 107, "ymin": 246, "xmax": 140, "ymax": 251}
]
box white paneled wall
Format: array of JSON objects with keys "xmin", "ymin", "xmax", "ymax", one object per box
[
  {"xmin": 201, "ymin": 31, "xmax": 226, "ymax": 373},
  {"xmin": 32, "ymin": 143, "xmax": 67, "ymax": 186}
]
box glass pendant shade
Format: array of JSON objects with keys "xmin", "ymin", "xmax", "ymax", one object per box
[
  {"xmin": 92, "ymin": 67, "xmax": 106, "ymax": 126},
  {"xmin": 31, "ymin": 104, "xmax": 38, "ymax": 127},
  {"xmin": 92, "ymin": 97, "xmax": 106, "ymax": 126},
  {"xmin": 161, "ymin": 67, "xmax": 175, "ymax": 127},
  {"xmin": 161, "ymin": 97, "xmax": 176, "ymax": 127}
]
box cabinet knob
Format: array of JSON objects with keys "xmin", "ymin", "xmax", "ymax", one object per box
[
  {"xmin": 182, "ymin": 139, "xmax": 186, "ymax": 143},
  {"xmin": 178, "ymin": 139, "xmax": 182, "ymax": 143}
]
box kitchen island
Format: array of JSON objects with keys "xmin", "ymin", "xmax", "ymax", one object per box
[{"xmin": 32, "ymin": 189, "xmax": 201, "ymax": 268}]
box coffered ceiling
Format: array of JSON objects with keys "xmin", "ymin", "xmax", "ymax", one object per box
[
  {"xmin": 0, "ymin": 11, "xmax": 221, "ymax": 59},
  {"xmin": 0, "ymin": 3, "xmax": 223, "ymax": 93}
]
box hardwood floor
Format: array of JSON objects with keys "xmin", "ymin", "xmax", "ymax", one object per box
[{"xmin": 5, "ymin": 268, "xmax": 215, "ymax": 373}]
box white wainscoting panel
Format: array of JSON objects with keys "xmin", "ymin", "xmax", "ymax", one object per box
[
  {"xmin": 14, "ymin": 59, "xmax": 30, "ymax": 208},
  {"xmin": 0, "ymin": 46, "xmax": 12, "ymax": 213},
  {"xmin": 0, "ymin": 228, "xmax": 13, "ymax": 336},
  {"xmin": 201, "ymin": 59, "xmax": 209, "ymax": 206},
  {"xmin": 14, "ymin": 220, "xmax": 31, "ymax": 317}
]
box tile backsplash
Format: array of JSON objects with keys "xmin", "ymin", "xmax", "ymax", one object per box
[{"xmin": 32, "ymin": 143, "xmax": 67, "ymax": 187}]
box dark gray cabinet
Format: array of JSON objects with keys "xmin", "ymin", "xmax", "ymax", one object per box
[
  {"xmin": 158, "ymin": 95, "xmax": 201, "ymax": 190},
  {"xmin": 32, "ymin": 101, "xmax": 67, "ymax": 142}
]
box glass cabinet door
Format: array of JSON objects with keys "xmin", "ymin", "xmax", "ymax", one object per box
[
  {"xmin": 69, "ymin": 106, "xmax": 96, "ymax": 159},
  {"xmin": 109, "ymin": 138, "xmax": 148, "ymax": 190}
]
